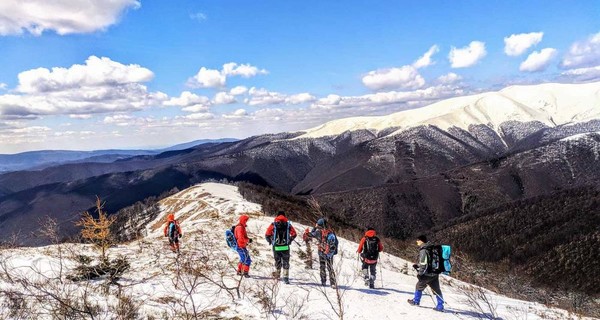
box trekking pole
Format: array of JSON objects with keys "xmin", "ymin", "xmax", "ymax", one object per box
[
  {"xmin": 379, "ymin": 260, "xmax": 383, "ymax": 288},
  {"xmin": 293, "ymin": 239, "xmax": 303, "ymax": 247}
]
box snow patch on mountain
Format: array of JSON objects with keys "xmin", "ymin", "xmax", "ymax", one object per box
[
  {"xmin": 295, "ymin": 82, "xmax": 600, "ymax": 139},
  {"xmin": 0, "ymin": 183, "xmax": 595, "ymax": 319}
]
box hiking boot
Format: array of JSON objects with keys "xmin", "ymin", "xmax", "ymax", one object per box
[
  {"xmin": 331, "ymin": 284, "xmax": 337, "ymax": 289},
  {"xmin": 236, "ymin": 270, "xmax": 242, "ymax": 276},
  {"xmin": 369, "ymin": 281, "xmax": 375, "ymax": 289},
  {"xmin": 283, "ymin": 277, "xmax": 289, "ymax": 284},
  {"xmin": 434, "ymin": 306, "xmax": 444, "ymax": 312},
  {"xmin": 321, "ymin": 282, "xmax": 327, "ymax": 286},
  {"xmin": 242, "ymin": 271, "xmax": 249, "ymax": 278},
  {"xmin": 407, "ymin": 299, "xmax": 419, "ymax": 306},
  {"xmin": 364, "ymin": 278, "xmax": 369, "ymax": 287}
]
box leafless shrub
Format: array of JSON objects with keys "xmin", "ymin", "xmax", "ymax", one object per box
[{"xmin": 460, "ymin": 285, "xmax": 500, "ymax": 320}]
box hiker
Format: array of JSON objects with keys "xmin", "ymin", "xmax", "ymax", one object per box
[
  {"xmin": 356, "ymin": 227, "xmax": 383, "ymax": 289},
  {"xmin": 408, "ymin": 235, "xmax": 444, "ymax": 312},
  {"xmin": 265, "ymin": 211, "xmax": 297, "ymax": 284},
  {"xmin": 163, "ymin": 213, "xmax": 182, "ymax": 252},
  {"xmin": 234, "ymin": 214, "xmax": 253, "ymax": 277},
  {"xmin": 304, "ymin": 217, "xmax": 338, "ymax": 288},
  {"xmin": 302, "ymin": 224, "xmax": 313, "ymax": 269}
]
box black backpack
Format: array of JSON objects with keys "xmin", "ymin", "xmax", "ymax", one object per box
[
  {"xmin": 425, "ymin": 244, "xmax": 452, "ymax": 274},
  {"xmin": 273, "ymin": 221, "xmax": 290, "ymax": 246},
  {"xmin": 363, "ymin": 236, "xmax": 380, "ymax": 260}
]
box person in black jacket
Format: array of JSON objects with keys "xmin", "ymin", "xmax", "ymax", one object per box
[{"xmin": 407, "ymin": 235, "xmax": 444, "ymax": 312}]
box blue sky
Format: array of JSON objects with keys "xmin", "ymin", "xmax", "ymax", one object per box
[{"xmin": 0, "ymin": 1, "xmax": 599, "ymax": 153}]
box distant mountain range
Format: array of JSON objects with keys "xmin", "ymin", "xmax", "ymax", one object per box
[
  {"xmin": 0, "ymin": 82, "xmax": 599, "ymax": 298},
  {"xmin": 0, "ymin": 138, "xmax": 238, "ymax": 173}
]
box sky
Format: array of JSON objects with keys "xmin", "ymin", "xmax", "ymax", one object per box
[{"xmin": 0, "ymin": 1, "xmax": 599, "ymax": 154}]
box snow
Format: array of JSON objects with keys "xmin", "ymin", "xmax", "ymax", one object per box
[
  {"xmin": 0, "ymin": 182, "xmax": 596, "ymax": 319},
  {"xmin": 561, "ymin": 131, "xmax": 600, "ymax": 142},
  {"xmin": 295, "ymin": 81, "xmax": 600, "ymax": 139}
]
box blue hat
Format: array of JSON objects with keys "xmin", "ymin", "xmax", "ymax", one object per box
[{"xmin": 316, "ymin": 218, "xmax": 326, "ymax": 227}]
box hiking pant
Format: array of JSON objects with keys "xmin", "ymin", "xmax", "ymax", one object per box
[
  {"xmin": 236, "ymin": 247, "xmax": 252, "ymax": 269},
  {"xmin": 168, "ymin": 237, "xmax": 179, "ymax": 251},
  {"xmin": 416, "ymin": 274, "xmax": 442, "ymax": 297},
  {"xmin": 319, "ymin": 255, "xmax": 336, "ymax": 285},
  {"xmin": 362, "ymin": 262, "xmax": 377, "ymax": 281},
  {"xmin": 273, "ymin": 249, "xmax": 291, "ymax": 271}
]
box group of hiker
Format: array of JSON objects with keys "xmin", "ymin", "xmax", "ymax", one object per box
[{"xmin": 164, "ymin": 211, "xmax": 447, "ymax": 312}]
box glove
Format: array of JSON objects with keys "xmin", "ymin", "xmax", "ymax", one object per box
[
  {"xmin": 164, "ymin": 234, "xmax": 168, "ymax": 237},
  {"xmin": 179, "ymin": 234, "xmax": 182, "ymax": 239},
  {"xmin": 249, "ymin": 238, "xmax": 253, "ymax": 244},
  {"xmin": 412, "ymin": 264, "xmax": 419, "ymax": 270}
]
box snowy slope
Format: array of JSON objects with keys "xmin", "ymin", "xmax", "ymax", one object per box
[
  {"xmin": 0, "ymin": 183, "xmax": 596, "ymax": 319},
  {"xmin": 296, "ymin": 82, "xmax": 600, "ymax": 139}
]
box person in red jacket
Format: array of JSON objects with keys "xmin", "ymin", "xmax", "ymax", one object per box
[
  {"xmin": 265, "ymin": 211, "xmax": 297, "ymax": 284},
  {"xmin": 163, "ymin": 213, "xmax": 183, "ymax": 252},
  {"xmin": 357, "ymin": 227, "xmax": 383, "ymax": 288},
  {"xmin": 234, "ymin": 214, "xmax": 253, "ymax": 277}
]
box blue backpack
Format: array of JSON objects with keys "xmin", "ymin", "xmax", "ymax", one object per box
[
  {"xmin": 225, "ymin": 226, "xmax": 237, "ymax": 250},
  {"xmin": 324, "ymin": 230, "xmax": 338, "ymax": 258},
  {"xmin": 427, "ymin": 244, "xmax": 452, "ymax": 275}
]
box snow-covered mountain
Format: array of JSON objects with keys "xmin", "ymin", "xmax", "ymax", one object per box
[
  {"xmin": 296, "ymin": 82, "xmax": 600, "ymax": 139},
  {"xmin": 0, "ymin": 183, "xmax": 594, "ymax": 319}
]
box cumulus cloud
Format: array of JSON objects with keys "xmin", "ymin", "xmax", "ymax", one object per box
[
  {"xmin": 285, "ymin": 93, "xmax": 316, "ymax": 105},
  {"xmin": 69, "ymin": 114, "xmax": 92, "ymax": 119},
  {"xmin": 164, "ymin": 91, "xmax": 210, "ymax": 107},
  {"xmin": 230, "ymin": 86, "xmax": 248, "ymax": 95},
  {"xmin": 413, "ymin": 45, "xmax": 440, "ymax": 69},
  {"xmin": 223, "ymin": 109, "xmax": 248, "ymax": 119},
  {"xmin": 0, "ymin": 0, "xmax": 139, "ymax": 36},
  {"xmin": 222, "ymin": 63, "xmax": 268, "ymax": 78},
  {"xmin": 187, "ymin": 63, "xmax": 267, "ymax": 88},
  {"xmin": 519, "ymin": 48, "xmax": 557, "ymax": 72},
  {"xmin": 0, "ymin": 83, "xmax": 6, "ymax": 90},
  {"xmin": 561, "ymin": 65, "xmax": 600, "ymax": 82},
  {"xmin": 312, "ymin": 84, "xmax": 463, "ymax": 110},
  {"xmin": 504, "ymin": 32, "xmax": 544, "ymax": 56},
  {"xmin": 448, "ymin": 41, "xmax": 487, "ymax": 68},
  {"xmin": 0, "ymin": 56, "xmax": 166, "ymax": 118},
  {"xmin": 561, "ymin": 32, "xmax": 600, "ymax": 69},
  {"xmin": 183, "ymin": 112, "xmax": 215, "ymax": 120},
  {"xmin": 437, "ymin": 72, "xmax": 462, "ymax": 84},
  {"xmin": 245, "ymin": 87, "xmax": 287, "ymax": 106},
  {"xmin": 16, "ymin": 56, "xmax": 153, "ymax": 93},
  {"xmin": 213, "ymin": 92, "xmax": 236, "ymax": 105},
  {"xmin": 362, "ymin": 65, "xmax": 425, "ymax": 91}
]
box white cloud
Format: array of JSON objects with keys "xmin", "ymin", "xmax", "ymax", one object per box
[
  {"xmin": 213, "ymin": 92, "xmax": 236, "ymax": 105},
  {"xmin": 187, "ymin": 63, "xmax": 267, "ymax": 88},
  {"xmin": 16, "ymin": 56, "xmax": 153, "ymax": 93},
  {"xmin": 222, "ymin": 63, "xmax": 268, "ymax": 78},
  {"xmin": 413, "ymin": 45, "xmax": 440, "ymax": 69},
  {"xmin": 0, "ymin": 83, "xmax": 6, "ymax": 90},
  {"xmin": 0, "ymin": 56, "xmax": 165, "ymax": 118},
  {"xmin": 164, "ymin": 91, "xmax": 210, "ymax": 107},
  {"xmin": 362, "ymin": 65, "xmax": 425, "ymax": 91},
  {"xmin": 0, "ymin": 0, "xmax": 139, "ymax": 36},
  {"xmin": 561, "ymin": 32, "xmax": 600, "ymax": 69},
  {"xmin": 448, "ymin": 41, "xmax": 487, "ymax": 68},
  {"xmin": 230, "ymin": 86, "xmax": 248, "ymax": 96},
  {"xmin": 254, "ymin": 108, "xmax": 285, "ymax": 119},
  {"xmin": 103, "ymin": 114, "xmax": 133, "ymax": 124},
  {"xmin": 245, "ymin": 87, "xmax": 287, "ymax": 106},
  {"xmin": 190, "ymin": 12, "xmax": 207, "ymax": 22},
  {"xmin": 285, "ymin": 93, "xmax": 316, "ymax": 105},
  {"xmin": 561, "ymin": 65, "xmax": 600, "ymax": 82},
  {"xmin": 519, "ymin": 48, "xmax": 557, "ymax": 72},
  {"xmin": 69, "ymin": 114, "xmax": 92, "ymax": 119},
  {"xmin": 182, "ymin": 104, "xmax": 210, "ymax": 113},
  {"xmin": 437, "ymin": 73, "xmax": 462, "ymax": 84},
  {"xmin": 183, "ymin": 113, "xmax": 215, "ymax": 120},
  {"xmin": 187, "ymin": 67, "xmax": 226, "ymax": 88},
  {"xmin": 223, "ymin": 109, "xmax": 248, "ymax": 119},
  {"xmin": 312, "ymin": 84, "xmax": 463, "ymax": 110},
  {"xmin": 504, "ymin": 32, "xmax": 544, "ymax": 56}
]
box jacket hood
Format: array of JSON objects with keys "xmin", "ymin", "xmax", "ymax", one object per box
[
  {"xmin": 365, "ymin": 230, "xmax": 376, "ymax": 237},
  {"xmin": 167, "ymin": 213, "xmax": 175, "ymax": 222},
  {"xmin": 239, "ymin": 214, "xmax": 249, "ymax": 226},
  {"xmin": 274, "ymin": 215, "xmax": 288, "ymax": 223}
]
